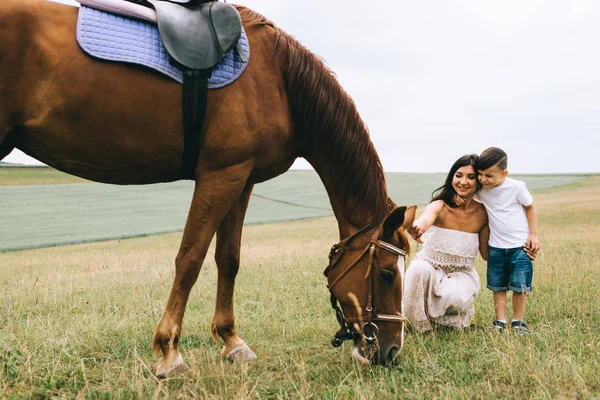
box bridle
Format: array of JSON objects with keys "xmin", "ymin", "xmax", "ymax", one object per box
[{"xmin": 323, "ymin": 223, "xmax": 408, "ymax": 349}]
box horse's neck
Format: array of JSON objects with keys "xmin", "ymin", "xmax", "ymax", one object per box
[
  {"xmin": 309, "ymin": 159, "xmax": 375, "ymax": 240},
  {"xmin": 277, "ymin": 24, "xmax": 391, "ymax": 240}
]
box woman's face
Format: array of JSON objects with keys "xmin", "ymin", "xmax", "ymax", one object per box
[{"xmin": 452, "ymin": 165, "xmax": 477, "ymax": 198}]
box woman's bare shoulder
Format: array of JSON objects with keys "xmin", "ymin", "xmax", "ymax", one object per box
[{"xmin": 429, "ymin": 200, "xmax": 446, "ymax": 210}]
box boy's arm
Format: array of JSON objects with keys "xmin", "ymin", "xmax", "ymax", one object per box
[
  {"xmin": 408, "ymin": 201, "xmax": 444, "ymax": 243},
  {"xmin": 524, "ymin": 202, "xmax": 540, "ymax": 254}
]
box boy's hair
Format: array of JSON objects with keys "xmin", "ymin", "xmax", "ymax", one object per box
[{"xmin": 478, "ymin": 147, "xmax": 508, "ymax": 171}]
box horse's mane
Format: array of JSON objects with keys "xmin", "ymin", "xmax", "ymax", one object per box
[{"xmin": 237, "ymin": 7, "xmax": 389, "ymax": 223}]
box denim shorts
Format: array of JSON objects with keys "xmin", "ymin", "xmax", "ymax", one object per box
[{"xmin": 486, "ymin": 246, "xmax": 533, "ymax": 293}]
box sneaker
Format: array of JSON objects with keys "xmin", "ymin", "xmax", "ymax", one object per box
[
  {"xmin": 492, "ymin": 320, "xmax": 506, "ymax": 332},
  {"xmin": 511, "ymin": 320, "xmax": 532, "ymax": 335}
]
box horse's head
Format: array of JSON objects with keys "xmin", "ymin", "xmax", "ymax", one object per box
[{"xmin": 324, "ymin": 205, "xmax": 416, "ymax": 365}]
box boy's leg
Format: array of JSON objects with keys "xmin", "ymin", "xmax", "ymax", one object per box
[
  {"xmin": 513, "ymin": 292, "xmax": 527, "ymax": 321},
  {"xmin": 493, "ymin": 291, "xmax": 508, "ymax": 321},
  {"xmin": 487, "ymin": 246, "xmax": 510, "ymax": 322},
  {"xmin": 508, "ymin": 247, "xmax": 533, "ymax": 325}
]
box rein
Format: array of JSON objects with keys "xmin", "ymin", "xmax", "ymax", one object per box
[{"xmin": 324, "ymin": 224, "xmax": 408, "ymax": 348}]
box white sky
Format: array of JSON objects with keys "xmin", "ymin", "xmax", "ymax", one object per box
[{"xmin": 5, "ymin": 0, "xmax": 599, "ymax": 173}]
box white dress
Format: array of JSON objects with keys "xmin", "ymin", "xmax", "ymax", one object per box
[{"xmin": 404, "ymin": 226, "xmax": 480, "ymax": 332}]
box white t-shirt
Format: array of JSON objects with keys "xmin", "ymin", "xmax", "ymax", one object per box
[{"xmin": 476, "ymin": 177, "xmax": 533, "ymax": 249}]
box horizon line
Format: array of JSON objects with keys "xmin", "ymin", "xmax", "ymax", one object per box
[{"xmin": 1, "ymin": 161, "xmax": 598, "ymax": 176}]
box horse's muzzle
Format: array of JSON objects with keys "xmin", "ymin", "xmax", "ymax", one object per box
[{"xmin": 352, "ymin": 343, "xmax": 401, "ymax": 365}]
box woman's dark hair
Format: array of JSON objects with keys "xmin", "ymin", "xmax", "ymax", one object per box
[{"xmin": 431, "ymin": 154, "xmax": 481, "ymax": 207}]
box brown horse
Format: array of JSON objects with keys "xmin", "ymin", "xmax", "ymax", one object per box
[{"xmin": 0, "ymin": 0, "xmax": 416, "ymax": 375}]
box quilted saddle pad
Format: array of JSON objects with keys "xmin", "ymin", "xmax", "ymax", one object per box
[{"xmin": 76, "ymin": 5, "xmax": 250, "ymax": 88}]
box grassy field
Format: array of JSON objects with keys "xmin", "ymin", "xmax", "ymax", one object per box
[
  {"xmin": 0, "ymin": 166, "xmax": 89, "ymax": 186},
  {"xmin": 0, "ymin": 176, "xmax": 598, "ymax": 398},
  {"xmin": 0, "ymin": 166, "xmax": 591, "ymax": 251}
]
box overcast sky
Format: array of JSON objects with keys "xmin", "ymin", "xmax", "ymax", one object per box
[{"xmin": 5, "ymin": 0, "xmax": 599, "ymax": 173}]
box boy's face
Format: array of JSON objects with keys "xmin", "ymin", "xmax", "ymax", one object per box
[{"xmin": 478, "ymin": 165, "xmax": 508, "ymax": 189}]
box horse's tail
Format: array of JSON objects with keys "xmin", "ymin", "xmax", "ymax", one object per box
[{"xmin": 275, "ymin": 28, "xmax": 389, "ymax": 222}]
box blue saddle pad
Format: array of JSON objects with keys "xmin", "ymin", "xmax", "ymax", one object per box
[{"xmin": 76, "ymin": 5, "xmax": 250, "ymax": 88}]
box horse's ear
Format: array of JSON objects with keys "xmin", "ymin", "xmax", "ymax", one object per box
[
  {"xmin": 383, "ymin": 206, "xmax": 407, "ymax": 236},
  {"xmin": 401, "ymin": 205, "xmax": 417, "ymax": 230}
]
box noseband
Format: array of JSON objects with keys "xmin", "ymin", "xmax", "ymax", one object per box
[{"xmin": 324, "ymin": 223, "xmax": 408, "ymax": 348}]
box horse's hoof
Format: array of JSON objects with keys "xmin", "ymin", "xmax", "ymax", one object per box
[
  {"xmin": 155, "ymin": 353, "xmax": 190, "ymax": 378},
  {"xmin": 224, "ymin": 344, "xmax": 257, "ymax": 363}
]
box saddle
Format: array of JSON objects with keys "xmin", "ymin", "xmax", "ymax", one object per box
[
  {"xmin": 78, "ymin": 0, "xmax": 243, "ymax": 179},
  {"xmin": 127, "ymin": 0, "xmax": 242, "ymax": 70}
]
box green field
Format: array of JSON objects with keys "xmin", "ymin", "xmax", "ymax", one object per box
[
  {"xmin": 0, "ymin": 167, "xmax": 591, "ymax": 251},
  {"xmin": 0, "ymin": 165, "xmax": 89, "ymax": 186},
  {"xmin": 0, "ymin": 175, "xmax": 598, "ymax": 398}
]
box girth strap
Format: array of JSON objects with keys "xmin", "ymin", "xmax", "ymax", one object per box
[{"xmin": 181, "ymin": 68, "xmax": 212, "ymax": 179}]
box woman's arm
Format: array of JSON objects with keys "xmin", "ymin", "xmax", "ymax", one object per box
[
  {"xmin": 408, "ymin": 200, "xmax": 444, "ymax": 243},
  {"xmin": 478, "ymin": 224, "xmax": 489, "ymax": 261}
]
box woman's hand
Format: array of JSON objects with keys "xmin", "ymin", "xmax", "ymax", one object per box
[
  {"xmin": 408, "ymin": 219, "xmax": 427, "ymax": 243},
  {"xmin": 407, "ymin": 201, "xmax": 444, "ymax": 243}
]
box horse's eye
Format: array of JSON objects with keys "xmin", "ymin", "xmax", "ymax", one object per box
[{"xmin": 379, "ymin": 269, "xmax": 395, "ymax": 283}]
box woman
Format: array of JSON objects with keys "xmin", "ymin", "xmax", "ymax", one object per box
[{"xmin": 404, "ymin": 154, "xmax": 489, "ymax": 332}]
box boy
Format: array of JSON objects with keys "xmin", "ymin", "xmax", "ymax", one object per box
[{"xmin": 476, "ymin": 147, "xmax": 540, "ymax": 334}]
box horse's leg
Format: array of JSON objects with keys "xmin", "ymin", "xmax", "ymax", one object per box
[
  {"xmin": 152, "ymin": 164, "xmax": 251, "ymax": 378},
  {"xmin": 0, "ymin": 129, "xmax": 14, "ymax": 160},
  {"xmin": 0, "ymin": 140, "xmax": 12, "ymax": 160},
  {"xmin": 211, "ymin": 183, "xmax": 257, "ymax": 362}
]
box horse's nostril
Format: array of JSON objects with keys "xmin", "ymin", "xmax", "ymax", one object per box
[{"xmin": 388, "ymin": 345, "xmax": 401, "ymax": 361}]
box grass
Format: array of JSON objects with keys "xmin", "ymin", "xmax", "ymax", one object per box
[
  {"xmin": 0, "ymin": 167, "xmax": 592, "ymax": 252},
  {"xmin": 0, "ymin": 167, "xmax": 89, "ymax": 185},
  {"xmin": 0, "ymin": 177, "xmax": 599, "ymax": 398}
]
